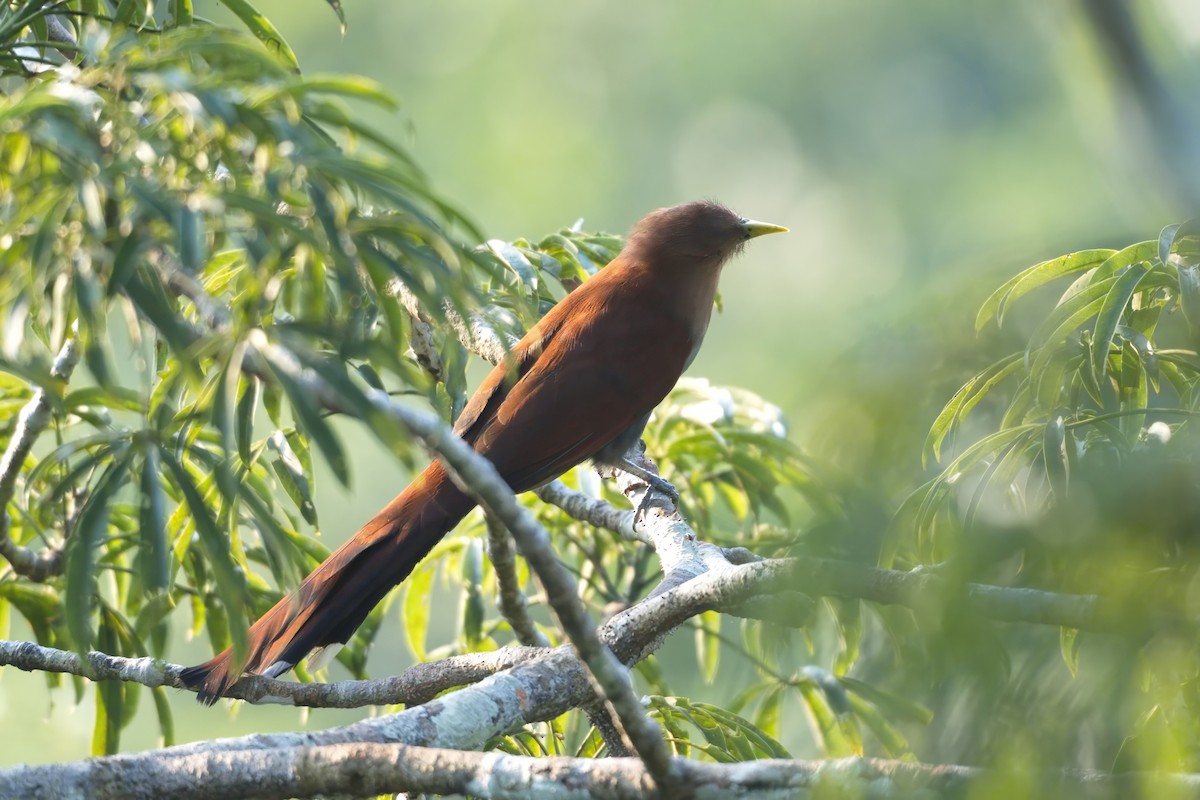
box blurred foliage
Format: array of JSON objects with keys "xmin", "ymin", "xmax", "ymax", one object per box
[
  {"xmin": 5, "ymin": 2, "xmax": 1200, "ymax": 796},
  {"xmin": 0, "ymin": 0, "xmax": 490, "ymax": 754},
  {"xmin": 907, "ymin": 223, "xmax": 1200, "ymax": 580}
]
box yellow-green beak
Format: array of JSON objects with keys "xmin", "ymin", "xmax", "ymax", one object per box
[{"xmin": 740, "ymin": 218, "xmax": 789, "ymax": 239}]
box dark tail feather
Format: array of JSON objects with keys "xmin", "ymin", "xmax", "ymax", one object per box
[{"xmin": 180, "ymin": 464, "xmax": 472, "ymax": 704}]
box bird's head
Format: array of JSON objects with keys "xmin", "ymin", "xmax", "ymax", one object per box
[{"xmin": 628, "ymin": 200, "xmax": 788, "ymax": 266}]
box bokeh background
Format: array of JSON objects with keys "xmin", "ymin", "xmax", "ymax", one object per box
[{"xmin": 5, "ymin": 0, "xmax": 1200, "ymax": 766}]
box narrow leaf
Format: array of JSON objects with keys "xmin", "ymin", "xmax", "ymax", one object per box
[
  {"xmin": 1090, "ymin": 262, "xmax": 1151, "ymax": 384},
  {"xmin": 160, "ymin": 448, "xmax": 250, "ymax": 668},
  {"xmin": 216, "ymin": 0, "xmax": 301, "ymax": 71}
]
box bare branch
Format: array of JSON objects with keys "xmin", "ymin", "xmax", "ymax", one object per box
[
  {"xmin": 5, "ymin": 741, "xmax": 1200, "ymax": 800},
  {"xmin": 484, "ymin": 513, "xmax": 550, "ymax": 647},
  {"xmin": 1, "ymin": 550, "xmax": 1118, "ymax": 700},
  {"xmin": 0, "ymin": 639, "xmax": 543, "ymax": 709},
  {"xmin": 535, "ymin": 479, "xmax": 638, "ymax": 542},
  {"xmin": 403, "ymin": 310, "xmax": 446, "ymax": 383},
  {"xmin": 0, "ymin": 332, "xmax": 80, "ymax": 580},
  {"xmin": 2, "ymin": 546, "xmax": 1121, "ymax": 755},
  {"xmin": 389, "ymin": 279, "xmax": 515, "ymax": 366}
]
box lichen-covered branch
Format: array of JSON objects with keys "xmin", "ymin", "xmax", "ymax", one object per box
[
  {"xmin": 403, "ymin": 310, "xmax": 447, "ymax": 383},
  {"xmin": 5, "ymin": 741, "xmax": 1200, "ymax": 800},
  {"xmin": 389, "ymin": 279, "xmax": 515, "ymax": 366},
  {"xmin": 0, "ymin": 639, "xmax": 543, "ymax": 709},
  {"xmin": 535, "ymin": 478, "xmax": 639, "ymax": 541}
]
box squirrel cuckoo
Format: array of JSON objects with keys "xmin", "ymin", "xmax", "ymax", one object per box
[{"xmin": 181, "ymin": 200, "xmax": 787, "ymax": 702}]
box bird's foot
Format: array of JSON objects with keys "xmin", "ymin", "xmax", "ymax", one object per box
[{"xmin": 598, "ymin": 453, "xmax": 681, "ymax": 526}]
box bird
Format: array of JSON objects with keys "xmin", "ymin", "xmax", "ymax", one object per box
[{"xmin": 180, "ymin": 200, "xmax": 787, "ymax": 702}]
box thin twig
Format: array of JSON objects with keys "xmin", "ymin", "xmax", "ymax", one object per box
[{"xmin": 484, "ymin": 513, "xmax": 549, "ymax": 647}]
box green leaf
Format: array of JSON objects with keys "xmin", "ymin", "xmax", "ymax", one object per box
[
  {"xmin": 122, "ymin": 270, "xmax": 199, "ymax": 375},
  {"xmin": 268, "ymin": 430, "xmax": 318, "ymax": 525},
  {"xmin": 839, "ymin": 676, "xmax": 934, "ymax": 724},
  {"xmin": 1158, "ymin": 222, "xmax": 1183, "ymax": 268},
  {"xmin": 324, "ymin": 0, "xmax": 346, "ymax": 32},
  {"xmin": 172, "ymin": 0, "xmax": 195, "ymax": 26},
  {"xmin": 962, "ymin": 429, "xmax": 1036, "ymax": 531},
  {"xmin": 212, "ymin": 346, "xmax": 246, "ymax": 501},
  {"xmin": 829, "ymin": 598, "xmax": 862, "ymax": 675},
  {"xmin": 403, "ymin": 563, "xmax": 435, "ymax": 660},
  {"xmin": 487, "ymin": 240, "xmax": 539, "ymax": 293},
  {"xmin": 138, "ymin": 446, "xmax": 170, "ymax": 595},
  {"xmin": 976, "ymin": 249, "xmax": 1115, "ymax": 332},
  {"xmin": 64, "ymin": 386, "xmax": 147, "ymax": 415},
  {"xmin": 924, "ymin": 354, "xmax": 1023, "ymax": 467},
  {"xmin": 1043, "ymin": 416, "xmax": 1070, "ymax": 503},
  {"xmin": 159, "ymin": 447, "xmax": 250, "ymax": 668},
  {"xmin": 460, "ymin": 538, "xmax": 484, "ymax": 648},
  {"xmin": 1090, "ymin": 262, "xmax": 1151, "ymax": 384},
  {"xmin": 92, "ymin": 615, "xmax": 123, "ymax": 756},
  {"xmin": 1177, "ymin": 263, "xmax": 1200, "ymax": 343},
  {"xmin": 1061, "ymin": 627, "xmax": 1081, "ymax": 678},
  {"xmin": 695, "ymin": 611, "xmax": 721, "ymax": 685},
  {"xmin": 796, "ymin": 678, "xmax": 857, "ymax": 757},
  {"xmin": 64, "ymin": 455, "xmax": 132, "ymax": 652},
  {"xmin": 845, "ymin": 691, "xmax": 910, "ymax": 757},
  {"xmin": 151, "ymin": 687, "xmax": 176, "ymax": 746},
  {"xmin": 292, "ymin": 74, "xmax": 396, "ymax": 109},
  {"xmin": 215, "ymin": 0, "xmax": 300, "ymax": 71},
  {"xmin": 753, "ymin": 684, "xmax": 785, "ymax": 741},
  {"xmin": 1157, "ymin": 219, "xmax": 1200, "ymax": 267},
  {"xmin": 236, "ymin": 377, "xmax": 261, "ymax": 465},
  {"xmin": 916, "ymin": 424, "xmax": 1042, "ymax": 533},
  {"xmin": 114, "ymin": 0, "xmax": 148, "ymax": 25},
  {"xmin": 1091, "ymin": 240, "xmax": 1158, "ymax": 284},
  {"xmin": 1027, "ymin": 289, "xmax": 1111, "ymax": 385},
  {"xmin": 1118, "ymin": 340, "xmax": 1148, "ymax": 442},
  {"xmin": 267, "ymin": 358, "xmax": 351, "ymax": 487}
]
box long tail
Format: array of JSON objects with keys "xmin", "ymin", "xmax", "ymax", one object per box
[{"xmin": 180, "ymin": 462, "xmax": 474, "ymax": 703}]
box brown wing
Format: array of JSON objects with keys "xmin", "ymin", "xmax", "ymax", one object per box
[
  {"xmin": 453, "ymin": 332, "xmax": 547, "ymax": 442},
  {"xmin": 467, "ymin": 297, "xmax": 694, "ymax": 493}
]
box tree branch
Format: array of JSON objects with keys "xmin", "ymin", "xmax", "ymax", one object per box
[
  {"xmin": 0, "ymin": 331, "xmax": 80, "ymax": 581},
  {"xmin": 0, "ymin": 639, "xmax": 544, "ymax": 709},
  {"xmin": 0, "ymin": 550, "xmax": 1119, "ymax": 702},
  {"xmin": 483, "ymin": 513, "xmax": 550, "ymax": 648},
  {"xmin": 403, "ymin": 309, "xmax": 447, "ymax": 384},
  {"xmin": 535, "ymin": 479, "xmax": 638, "ymax": 542},
  {"xmin": 389, "ymin": 279, "xmax": 515, "ymax": 366},
  {"xmin": 2, "ymin": 547, "xmax": 1122, "ymax": 736},
  {"xmin": 5, "ymin": 741, "xmax": 1200, "ymax": 800}
]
